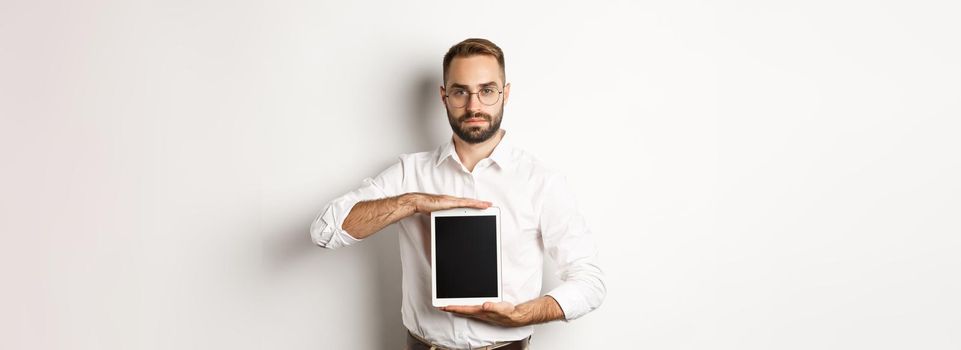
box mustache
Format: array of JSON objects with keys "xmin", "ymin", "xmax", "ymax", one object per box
[{"xmin": 459, "ymin": 113, "xmax": 492, "ymax": 123}]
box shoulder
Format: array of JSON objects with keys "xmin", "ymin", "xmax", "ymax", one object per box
[
  {"xmin": 396, "ymin": 148, "xmax": 439, "ymax": 167},
  {"xmin": 385, "ymin": 145, "xmax": 446, "ymax": 178},
  {"xmin": 506, "ymin": 144, "xmax": 566, "ymax": 186}
]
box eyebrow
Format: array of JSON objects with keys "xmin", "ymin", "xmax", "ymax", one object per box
[{"xmin": 448, "ymin": 81, "xmax": 499, "ymax": 89}]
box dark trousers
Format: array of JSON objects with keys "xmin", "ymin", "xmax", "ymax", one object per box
[{"xmin": 405, "ymin": 331, "xmax": 531, "ymax": 350}]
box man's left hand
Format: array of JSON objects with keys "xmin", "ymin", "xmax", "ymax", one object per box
[{"xmin": 439, "ymin": 301, "xmax": 526, "ymax": 327}]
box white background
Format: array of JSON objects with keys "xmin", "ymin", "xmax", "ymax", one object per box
[{"xmin": 2, "ymin": 0, "xmax": 959, "ymax": 349}]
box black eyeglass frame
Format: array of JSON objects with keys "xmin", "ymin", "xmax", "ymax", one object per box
[{"xmin": 442, "ymin": 85, "xmax": 505, "ymax": 108}]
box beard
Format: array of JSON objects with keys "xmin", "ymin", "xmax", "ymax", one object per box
[{"xmin": 446, "ymin": 105, "xmax": 504, "ymax": 144}]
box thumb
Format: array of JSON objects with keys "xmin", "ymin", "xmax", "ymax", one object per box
[{"xmin": 485, "ymin": 301, "xmax": 512, "ymax": 313}]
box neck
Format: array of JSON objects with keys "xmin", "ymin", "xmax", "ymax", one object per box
[{"xmin": 453, "ymin": 129, "xmax": 504, "ymax": 172}]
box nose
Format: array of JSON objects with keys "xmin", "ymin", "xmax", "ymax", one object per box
[{"xmin": 464, "ymin": 93, "xmax": 483, "ymax": 111}]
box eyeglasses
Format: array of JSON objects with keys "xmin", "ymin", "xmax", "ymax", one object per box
[{"xmin": 443, "ymin": 86, "xmax": 503, "ymax": 108}]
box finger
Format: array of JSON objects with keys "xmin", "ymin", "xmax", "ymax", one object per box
[
  {"xmin": 444, "ymin": 309, "xmax": 477, "ymax": 318},
  {"xmin": 451, "ymin": 196, "xmax": 491, "ymax": 207},
  {"xmin": 461, "ymin": 199, "xmax": 492, "ymax": 209},
  {"xmin": 444, "ymin": 305, "xmax": 483, "ymax": 313},
  {"xmin": 447, "ymin": 311, "xmax": 487, "ymax": 322},
  {"xmin": 435, "ymin": 198, "xmax": 490, "ymax": 210},
  {"xmin": 440, "ymin": 305, "xmax": 483, "ymax": 314},
  {"xmin": 482, "ymin": 302, "xmax": 507, "ymax": 314},
  {"xmin": 487, "ymin": 301, "xmax": 513, "ymax": 314}
]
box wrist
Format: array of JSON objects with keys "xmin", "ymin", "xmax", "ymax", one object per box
[
  {"xmin": 509, "ymin": 302, "xmax": 534, "ymax": 327},
  {"xmin": 511, "ymin": 296, "xmax": 564, "ymax": 326},
  {"xmin": 397, "ymin": 193, "xmax": 421, "ymax": 215}
]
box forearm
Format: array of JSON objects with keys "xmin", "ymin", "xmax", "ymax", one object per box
[
  {"xmin": 513, "ymin": 295, "xmax": 566, "ymax": 326},
  {"xmin": 341, "ymin": 194, "xmax": 416, "ymax": 240}
]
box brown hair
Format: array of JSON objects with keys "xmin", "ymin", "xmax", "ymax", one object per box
[{"xmin": 442, "ymin": 38, "xmax": 506, "ymax": 86}]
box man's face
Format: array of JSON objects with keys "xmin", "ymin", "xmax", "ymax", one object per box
[{"xmin": 441, "ymin": 55, "xmax": 511, "ymax": 144}]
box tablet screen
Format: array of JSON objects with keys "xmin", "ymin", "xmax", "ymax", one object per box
[{"xmin": 434, "ymin": 215, "xmax": 498, "ymax": 298}]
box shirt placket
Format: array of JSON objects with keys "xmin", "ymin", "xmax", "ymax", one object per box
[
  {"xmin": 467, "ymin": 171, "xmax": 477, "ymax": 199},
  {"xmin": 467, "ymin": 159, "xmax": 491, "ymax": 200}
]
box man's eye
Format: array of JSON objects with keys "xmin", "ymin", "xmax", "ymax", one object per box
[
  {"xmin": 481, "ymin": 88, "xmax": 494, "ymax": 94},
  {"xmin": 452, "ymin": 90, "xmax": 467, "ymax": 96}
]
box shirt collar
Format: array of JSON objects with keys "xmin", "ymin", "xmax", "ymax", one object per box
[{"xmin": 434, "ymin": 129, "xmax": 514, "ymax": 171}]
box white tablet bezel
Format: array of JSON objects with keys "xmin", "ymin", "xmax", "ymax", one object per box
[{"xmin": 431, "ymin": 206, "xmax": 502, "ymax": 307}]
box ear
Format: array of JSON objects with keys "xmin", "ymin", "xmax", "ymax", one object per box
[
  {"xmin": 503, "ymin": 82, "xmax": 511, "ymax": 105},
  {"xmin": 439, "ymin": 85, "xmax": 447, "ymax": 106}
]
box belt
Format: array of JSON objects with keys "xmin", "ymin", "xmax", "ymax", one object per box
[{"xmin": 406, "ymin": 330, "xmax": 530, "ymax": 350}]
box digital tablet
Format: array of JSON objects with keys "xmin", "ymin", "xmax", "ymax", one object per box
[{"xmin": 431, "ymin": 207, "xmax": 502, "ymax": 307}]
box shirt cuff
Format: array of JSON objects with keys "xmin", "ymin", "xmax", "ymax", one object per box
[
  {"xmin": 546, "ymin": 282, "xmax": 594, "ymax": 321},
  {"xmin": 310, "ymin": 200, "xmax": 364, "ymax": 249}
]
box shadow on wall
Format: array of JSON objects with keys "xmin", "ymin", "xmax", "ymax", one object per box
[
  {"xmin": 370, "ymin": 67, "xmax": 445, "ymax": 348},
  {"xmin": 409, "ymin": 67, "xmax": 451, "ymax": 153},
  {"xmin": 270, "ymin": 67, "xmax": 443, "ymax": 348},
  {"xmin": 262, "ymin": 205, "xmax": 404, "ymax": 349},
  {"xmin": 368, "ymin": 225, "xmax": 404, "ymax": 349}
]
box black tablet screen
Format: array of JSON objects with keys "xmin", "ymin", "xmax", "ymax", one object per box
[{"xmin": 435, "ymin": 215, "xmax": 498, "ymax": 298}]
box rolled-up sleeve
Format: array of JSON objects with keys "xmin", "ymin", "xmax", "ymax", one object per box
[
  {"xmin": 309, "ymin": 159, "xmax": 405, "ymax": 249},
  {"xmin": 539, "ymin": 173, "xmax": 607, "ymax": 321}
]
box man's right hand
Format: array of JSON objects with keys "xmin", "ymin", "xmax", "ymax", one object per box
[
  {"xmin": 404, "ymin": 192, "xmax": 492, "ymax": 214},
  {"xmin": 342, "ymin": 192, "xmax": 491, "ymax": 240}
]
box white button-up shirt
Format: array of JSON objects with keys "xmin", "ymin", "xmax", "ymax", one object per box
[{"xmin": 309, "ymin": 130, "xmax": 606, "ymax": 348}]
